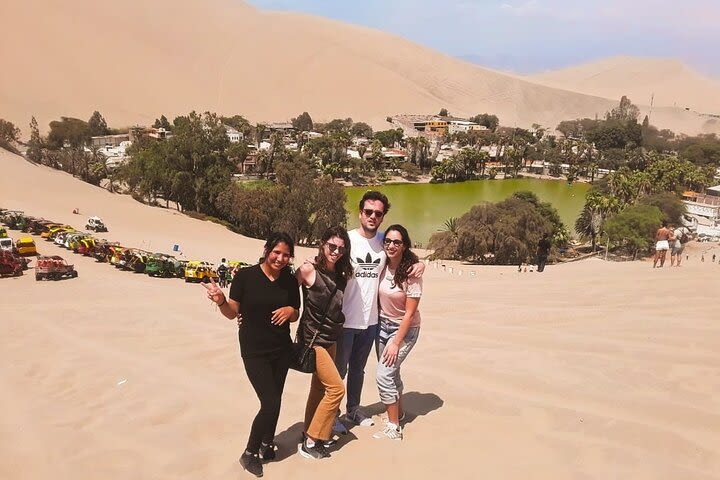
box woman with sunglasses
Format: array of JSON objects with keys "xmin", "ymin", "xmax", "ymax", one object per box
[
  {"xmin": 373, "ymin": 224, "xmax": 422, "ymax": 440},
  {"xmin": 295, "ymin": 226, "xmax": 353, "ymax": 459},
  {"xmin": 203, "ymin": 232, "xmax": 300, "ymax": 477}
]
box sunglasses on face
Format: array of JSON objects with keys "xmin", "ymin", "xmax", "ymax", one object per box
[
  {"xmin": 325, "ymin": 243, "xmax": 346, "ymax": 255},
  {"xmin": 383, "ymin": 239, "xmax": 403, "ymax": 247},
  {"xmin": 362, "ymin": 209, "xmax": 385, "ymax": 218}
]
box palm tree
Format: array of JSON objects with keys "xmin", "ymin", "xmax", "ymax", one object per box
[
  {"xmin": 443, "ymin": 217, "xmax": 459, "ymax": 239},
  {"xmin": 417, "ymin": 137, "xmax": 431, "ymax": 173},
  {"xmin": 575, "ymin": 190, "xmax": 621, "ymax": 250}
]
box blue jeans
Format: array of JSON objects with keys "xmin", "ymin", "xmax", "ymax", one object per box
[
  {"xmin": 375, "ymin": 319, "xmax": 420, "ymax": 404},
  {"xmin": 335, "ymin": 324, "xmax": 379, "ymax": 413}
]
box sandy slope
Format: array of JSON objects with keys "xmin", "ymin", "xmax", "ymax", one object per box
[
  {"xmin": 1, "ymin": 1, "xmax": 717, "ymax": 136},
  {"xmin": 530, "ymin": 56, "xmax": 720, "ymax": 116},
  {"xmin": 2, "ymin": 148, "xmax": 720, "ymax": 479}
]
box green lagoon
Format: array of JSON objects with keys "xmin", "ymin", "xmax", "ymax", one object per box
[{"xmin": 345, "ymin": 179, "xmax": 590, "ymax": 246}]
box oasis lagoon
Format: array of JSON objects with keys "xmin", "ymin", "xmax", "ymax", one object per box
[{"xmin": 345, "ymin": 178, "xmax": 590, "ymax": 246}]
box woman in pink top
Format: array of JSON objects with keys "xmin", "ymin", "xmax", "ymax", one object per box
[{"xmin": 373, "ymin": 224, "xmax": 422, "ymax": 440}]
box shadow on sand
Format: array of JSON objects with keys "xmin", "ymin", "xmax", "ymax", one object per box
[
  {"xmin": 362, "ymin": 391, "xmax": 444, "ymax": 425},
  {"xmin": 271, "ymin": 391, "xmax": 443, "ymax": 461}
]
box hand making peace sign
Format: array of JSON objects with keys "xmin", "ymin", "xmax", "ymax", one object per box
[{"xmin": 202, "ymin": 277, "xmax": 225, "ymax": 305}]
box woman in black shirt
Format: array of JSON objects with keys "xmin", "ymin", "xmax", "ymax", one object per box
[{"xmin": 204, "ymin": 232, "xmax": 300, "ymax": 478}]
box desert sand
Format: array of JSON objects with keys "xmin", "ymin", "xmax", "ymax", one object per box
[
  {"xmin": 530, "ymin": 56, "xmax": 720, "ymax": 115},
  {"xmin": 2, "ymin": 148, "xmax": 720, "ymax": 479},
  {"xmin": 2, "ymin": 1, "xmax": 718, "ymax": 136}
]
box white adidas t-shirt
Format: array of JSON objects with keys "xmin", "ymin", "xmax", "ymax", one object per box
[{"xmin": 342, "ymin": 229, "xmax": 386, "ymax": 329}]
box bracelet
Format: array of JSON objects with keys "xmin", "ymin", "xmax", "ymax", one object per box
[{"xmin": 217, "ymin": 297, "xmax": 227, "ymax": 307}]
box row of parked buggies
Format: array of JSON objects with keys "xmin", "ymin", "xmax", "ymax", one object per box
[{"xmin": 1, "ymin": 208, "xmax": 246, "ymax": 283}]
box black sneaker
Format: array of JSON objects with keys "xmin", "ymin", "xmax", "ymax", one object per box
[
  {"xmin": 297, "ymin": 438, "xmax": 330, "ymax": 459},
  {"xmin": 239, "ymin": 451, "xmax": 263, "ymax": 477},
  {"xmin": 259, "ymin": 442, "xmax": 276, "ymax": 461}
]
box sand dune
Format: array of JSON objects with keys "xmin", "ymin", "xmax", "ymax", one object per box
[
  {"xmin": 2, "ymin": 1, "xmax": 717, "ymax": 136},
  {"xmin": 530, "ymin": 56, "xmax": 720, "ymax": 116},
  {"xmin": 2, "ymin": 148, "xmax": 720, "ymax": 479}
]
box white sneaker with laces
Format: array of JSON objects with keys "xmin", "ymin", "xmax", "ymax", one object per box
[
  {"xmin": 373, "ymin": 422, "xmax": 403, "ymax": 440},
  {"xmin": 347, "ymin": 409, "xmax": 374, "ymax": 427}
]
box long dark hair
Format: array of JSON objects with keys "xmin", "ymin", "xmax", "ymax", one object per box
[
  {"xmin": 261, "ymin": 231, "xmax": 295, "ymax": 262},
  {"xmin": 384, "ymin": 224, "xmax": 418, "ymax": 288},
  {"xmin": 316, "ymin": 226, "xmax": 353, "ymax": 283}
]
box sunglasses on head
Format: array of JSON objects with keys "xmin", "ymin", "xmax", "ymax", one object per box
[
  {"xmin": 383, "ymin": 238, "xmax": 403, "ymax": 247},
  {"xmin": 362, "ymin": 209, "xmax": 384, "ymax": 218},
  {"xmin": 325, "ymin": 243, "xmax": 346, "ymax": 254}
]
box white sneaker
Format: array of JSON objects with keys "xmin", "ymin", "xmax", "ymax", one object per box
[
  {"xmin": 347, "ymin": 409, "xmax": 374, "ymax": 427},
  {"xmin": 332, "ymin": 417, "xmax": 348, "ymax": 435},
  {"xmin": 373, "ymin": 422, "xmax": 403, "ymax": 440}
]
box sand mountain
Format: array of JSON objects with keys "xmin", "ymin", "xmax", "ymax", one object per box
[
  {"xmin": 2, "ymin": 1, "xmax": 717, "ymax": 135},
  {"xmin": 530, "ymin": 56, "xmax": 720, "ymax": 116}
]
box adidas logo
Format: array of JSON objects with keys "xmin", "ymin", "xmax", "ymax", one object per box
[{"xmin": 356, "ymin": 252, "xmax": 381, "ymax": 271}]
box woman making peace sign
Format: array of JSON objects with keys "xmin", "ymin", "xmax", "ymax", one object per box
[{"xmin": 203, "ymin": 232, "xmax": 300, "ymax": 478}]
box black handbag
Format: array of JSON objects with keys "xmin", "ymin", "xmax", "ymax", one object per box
[{"xmin": 290, "ymin": 285, "xmax": 338, "ymax": 373}]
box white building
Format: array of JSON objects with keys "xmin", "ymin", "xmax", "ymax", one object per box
[
  {"xmin": 223, "ymin": 125, "xmax": 242, "ymax": 143},
  {"xmin": 448, "ymin": 120, "xmax": 487, "ymax": 135},
  {"xmin": 682, "ymin": 190, "xmax": 720, "ymax": 236}
]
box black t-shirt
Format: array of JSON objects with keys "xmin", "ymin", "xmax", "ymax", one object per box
[{"xmin": 229, "ymin": 264, "xmax": 300, "ymax": 358}]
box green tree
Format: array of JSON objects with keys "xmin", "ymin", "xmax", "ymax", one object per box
[
  {"xmin": 429, "ymin": 196, "xmax": 550, "ymax": 264},
  {"xmin": 171, "ymin": 171, "xmax": 195, "ymax": 212},
  {"xmin": 27, "ymin": 117, "xmax": 43, "ymax": 162},
  {"xmin": 47, "ymin": 117, "xmax": 90, "ymax": 149},
  {"xmin": 291, "ymin": 112, "xmax": 314, "ymax": 132},
  {"xmin": 639, "ymin": 192, "xmax": 687, "ymax": 224},
  {"xmin": 681, "ymin": 140, "xmax": 720, "ymax": 167},
  {"xmin": 438, "ymin": 108, "xmax": 449, "ymax": 117},
  {"xmin": 575, "ymin": 189, "xmax": 620, "ymax": 250},
  {"xmin": 0, "ymin": 118, "xmax": 21, "ymax": 152},
  {"xmin": 606, "ymin": 95, "xmax": 640, "ymax": 123},
  {"xmin": 153, "ymin": 115, "xmax": 173, "ymax": 131},
  {"xmin": 350, "ymin": 122, "xmax": 373, "ymax": 138},
  {"xmin": 469, "ymin": 113, "xmax": 500, "ymax": 132},
  {"xmin": 88, "ymin": 111, "xmax": 109, "ymax": 137},
  {"xmin": 0, "ymin": 119, "xmax": 20, "ymax": 142},
  {"xmin": 326, "ymin": 118, "xmax": 353, "ymax": 133},
  {"xmin": 511, "ymin": 191, "xmax": 566, "ymax": 244},
  {"xmin": 604, "ymin": 204, "xmax": 662, "ymax": 259},
  {"xmin": 374, "ymin": 128, "xmax": 403, "ymax": 148}
]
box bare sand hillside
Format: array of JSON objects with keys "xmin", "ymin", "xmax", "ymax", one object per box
[
  {"xmin": 1, "ymin": 1, "xmax": 717, "ymax": 136},
  {"xmin": 530, "ymin": 56, "xmax": 720, "ymax": 119},
  {"xmin": 2, "ymin": 148, "xmax": 720, "ymax": 479}
]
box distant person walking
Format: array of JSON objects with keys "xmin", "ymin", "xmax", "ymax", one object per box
[
  {"xmin": 536, "ymin": 233, "xmax": 551, "ymax": 272},
  {"xmin": 202, "ymin": 232, "xmax": 300, "ymax": 478},
  {"xmin": 670, "ymin": 226, "xmax": 690, "ymax": 267},
  {"xmin": 217, "ymin": 258, "xmax": 229, "ymax": 288},
  {"xmin": 295, "ymin": 227, "xmax": 353, "ymax": 460},
  {"xmin": 374, "ymin": 225, "xmax": 423, "ymax": 440},
  {"xmin": 653, "ymin": 221, "xmax": 672, "ymax": 268}
]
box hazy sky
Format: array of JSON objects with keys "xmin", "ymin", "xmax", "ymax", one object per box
[{"xmin": 247, "ymin": 0, "xmax": 720, "ymax": 76}]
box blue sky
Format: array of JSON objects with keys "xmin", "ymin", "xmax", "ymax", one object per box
[{"xmin": 247, "ymin": 0, "xmax": 720, "ymax": 76}]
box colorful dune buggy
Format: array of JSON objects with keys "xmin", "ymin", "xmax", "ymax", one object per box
[{"xmin": 35, "ymin": 255, "xmax": 78, "ymax": 281}]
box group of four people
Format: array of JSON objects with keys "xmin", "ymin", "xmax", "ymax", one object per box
[{"xmin": 203, "ymin": 191, "xmax": 424, "ymax": 477}]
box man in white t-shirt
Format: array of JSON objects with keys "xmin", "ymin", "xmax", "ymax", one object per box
[{"xmin": 334, "ymin": 191, "xmax": 424, "ymax": 431}]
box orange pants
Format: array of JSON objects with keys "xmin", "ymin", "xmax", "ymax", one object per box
[{"xmin": 304, "ymin": 344, "xmax": 345, "ymax": 441}]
